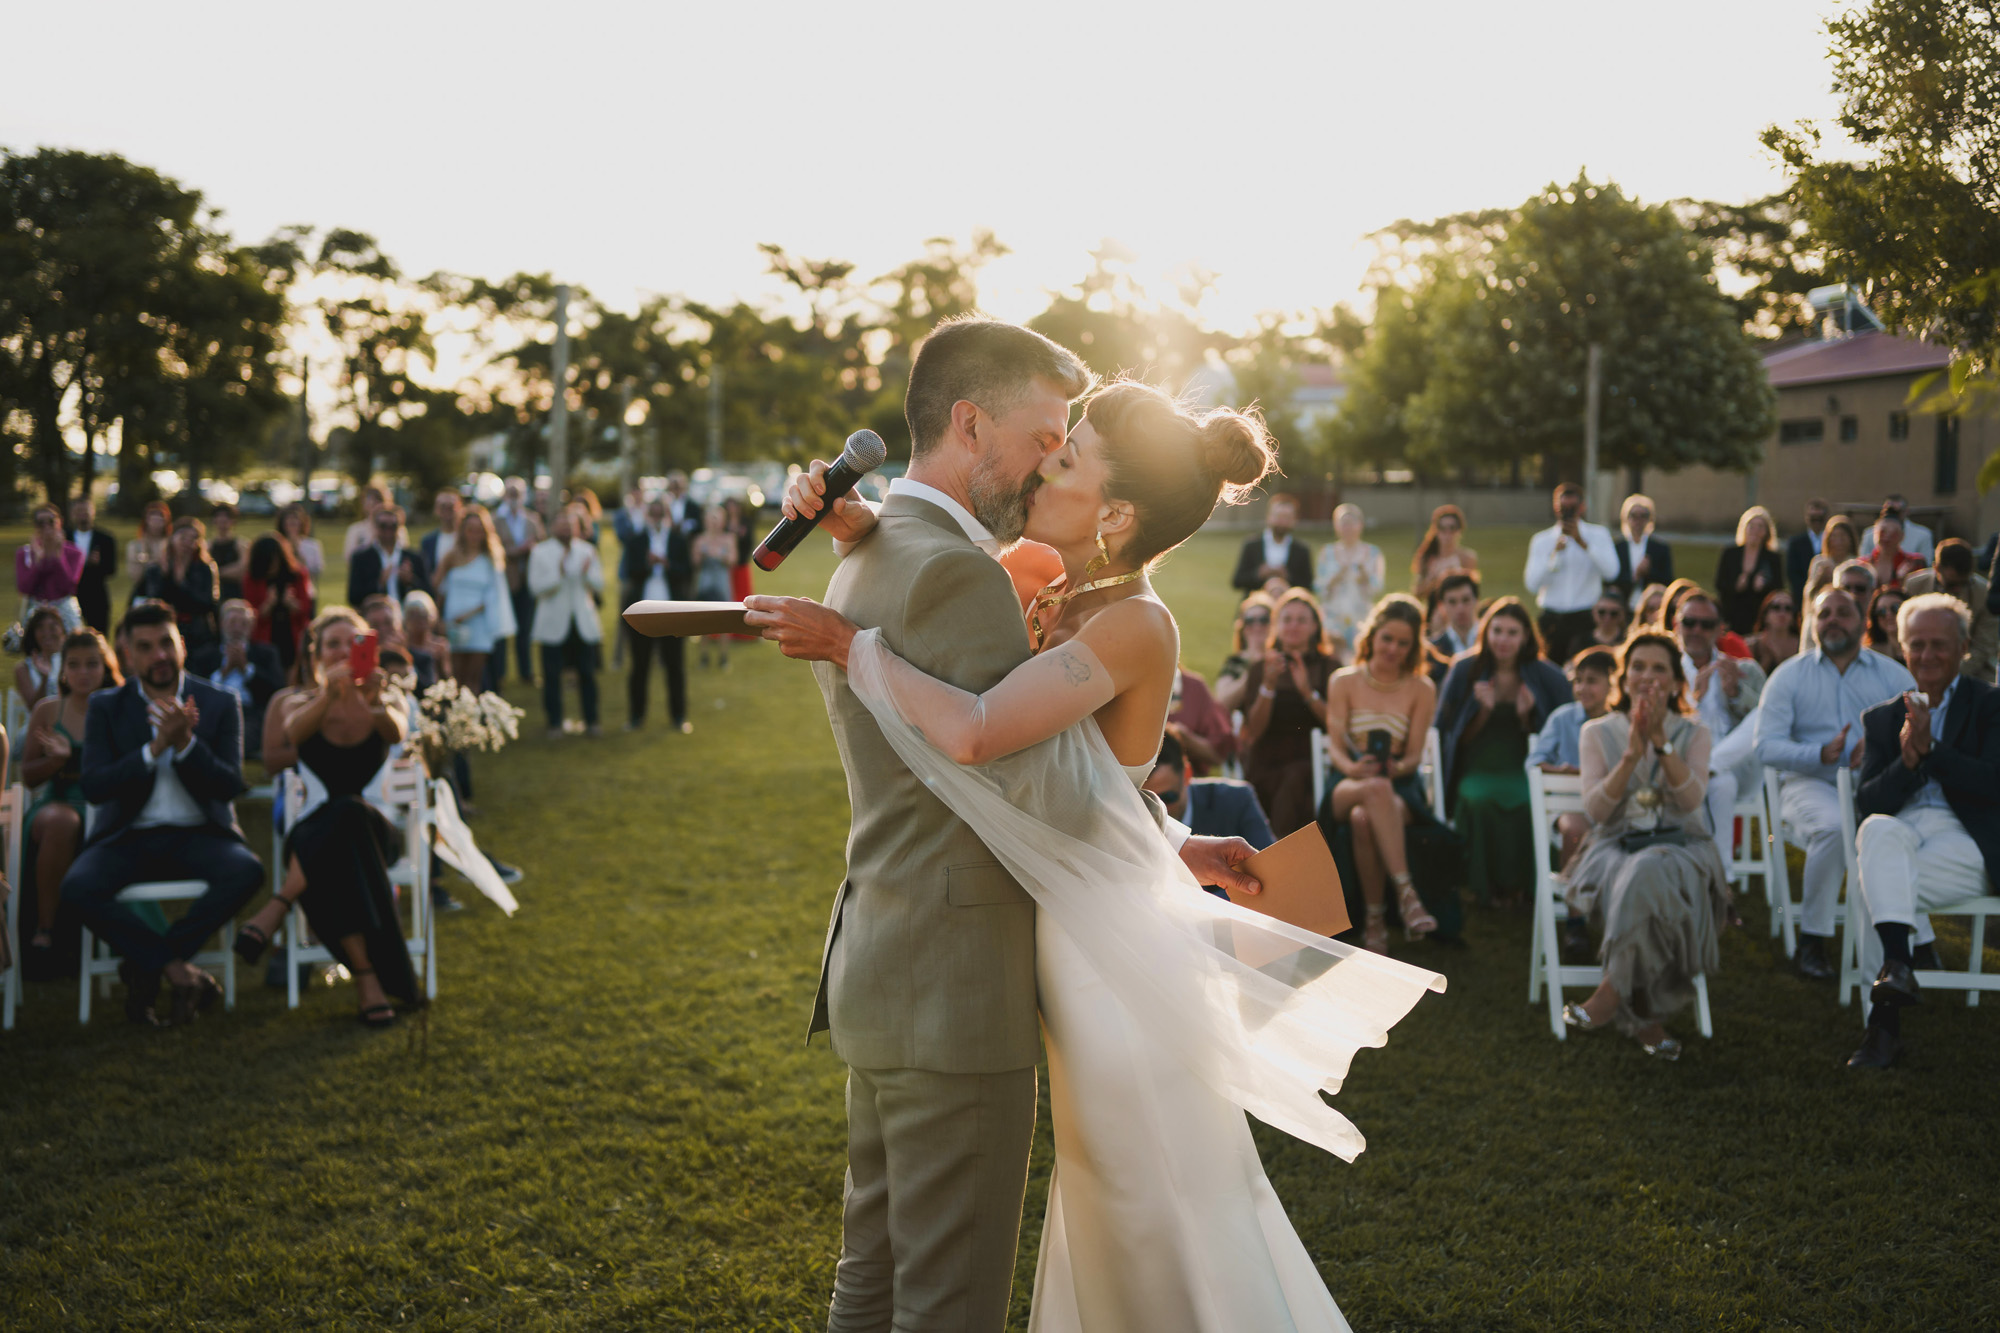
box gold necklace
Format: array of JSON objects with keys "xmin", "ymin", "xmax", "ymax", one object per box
[
  {"xmin": 1362, "ymin": 665, "xmax": 1401, "ymax": 693},
  {"xmin": 1030, "ymin": 569, "xmax": 1145, "ymax": 650}
]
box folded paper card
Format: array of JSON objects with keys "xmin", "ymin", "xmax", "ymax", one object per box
[
  {"xmin": 622, "ymin": 600, "xmax": 750, "ymax": 637},
  {"xmin": 1228, "ymin": 824, "xmax": 1350, "ymax": 937}
]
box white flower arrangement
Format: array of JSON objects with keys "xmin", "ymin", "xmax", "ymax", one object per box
[{"xmin": 416, "ymin": 677, "xmax": 525, "ymax": 763}]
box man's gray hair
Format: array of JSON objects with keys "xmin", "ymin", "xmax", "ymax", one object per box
[
  {"xmin": 1831, "ymin": 557, "xmax": 1877, "ymax": 593},
  {"xmin": 1897, "ymin": 591, "xmax": 1971, "ymax": 644},
  {"xmin": 402, "ymin": 590, "xmax": 439, "ymax": 618}
]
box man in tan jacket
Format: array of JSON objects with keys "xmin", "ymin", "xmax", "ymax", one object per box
[
  {"xmin": 1903, "ymin": 539, "xmax": 1997, "ymax": 683},
  {"xmin": 769, "ymin": 317, "xmax": 1259, "ymax": 1332}
]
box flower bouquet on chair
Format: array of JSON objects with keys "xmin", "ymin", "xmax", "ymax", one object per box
[{"xmin": 413, "ymin": 677, "xmax": 525, "ymax": 773}]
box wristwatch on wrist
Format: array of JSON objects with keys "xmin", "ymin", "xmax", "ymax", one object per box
[{"xmin": 1657, "ymin": 738, "xmax": 1675, "ymax": 757}]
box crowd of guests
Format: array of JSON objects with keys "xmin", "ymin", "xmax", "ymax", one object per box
[{"xmin": 1178, "ymin": 485, "xmax": 1998, "ymax": 1067}]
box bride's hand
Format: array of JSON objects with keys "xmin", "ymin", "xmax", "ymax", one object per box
[
  {"xmin": 784, "ymin": 461, "xmax": 877, "ymax": 545},
  {"xmin": 744, "ymin": 595, "xmax": 860, "ymax": 670}
]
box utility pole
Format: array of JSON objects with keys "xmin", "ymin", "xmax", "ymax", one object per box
[
  {"xmin": 1582, "ymin": 342, "xmax": 1605, "ymax": 518},
  {"xmin": 297, "ymin": 356, "xmax": 315, "ymax": 491},
  {"xmin": 706, "ymin": 364, "xmax": 723, "ymax": 467},
  {"xmin": 618, "ymin": 379, "xmax": 636, "ymax": 495},
  {"xmin": 547, "ymin": 284, "xmax": 571, "ymax": 510}
]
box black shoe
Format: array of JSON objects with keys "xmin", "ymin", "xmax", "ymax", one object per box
[
  {"xmin": 118, "ymin": 960, "xmax": 163, "ymax": 1027},
  {"xmin": 1870, "ymin": 959, "xmax": 1923, "ymax": 1007},
  {"xmin": 1795, "ymin": 934, "xmax": 1836, "ymax": 981},
  {"xmin": 489, "ymin": 858, "xmax": 523, "ymax": 885},
  {"xmin": 168, "ymin": 968, "xmax": 222, "ymax": 1026},
  {"xmin": 1912, "ymin": 941, "xmax": 1943, "ymax": 971},
  {"xmin": 1847, "ymin": 1023, "xmax": 1903, "ymax": 1070},
  {"xmin": 430, "ymin": 887, "xmax": 466, "ymax": 914}
]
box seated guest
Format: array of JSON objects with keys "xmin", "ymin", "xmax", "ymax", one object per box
[
  {"xmin": 13, "ymin": 605, "xmax": 66, "ymax": 709},
  {"xmin": 359, "ymin": 594, "xmax": 434, "ymax": 696},
  {"xmin": 1865, "ymin": 509, "xmax": 1924, "ymax": 591},
  {"xmin": 1437, "ymin": 597, "xmax": 1572, "ymax": 906},
  {"xmin": 1169, "ymin": 666, "xmax": 1236, "ymax": 776},
  {"xmin": 1560, "ymin": 633, "xmax": 1731, "ymax": 1060},
  {"xmin": 1866, "ymin": 585, "xmax": 1907, "ymax": 664},
  {"xmin": 1142, "ymin": 731, "xmax": 1274, "ymax": 858},
  {"xmin": 245, "ymin": 527, "xmax": 314, "ymax": 670},
  {"xmin": 233, "ymin": 609, "xmax": 418, "ymax": 1027},
  {"xmin": 19, "ymin": 629, "xmax": 121, "ymax": 958},
  {"xmin": 1237, "ymin": 588, "xmax": 1336, "ymax": 835},
  {"xmin": 1213, "ymin": 592, "xmax": 1274, "ymax": 712},
  {"xmin": 1755, "ymin": 587, "xmax": 1916, "ymax": 980},
  {"xmin": 399, "ymin": 591, "xmax": 450, "ymax": 692},
  {"xmin": 1902, "ymin": 538, "xmax": 1997, "ymax": 682},
  {"xmin": 1231, "ymin": 492, "xmax": 1312, "ymax": 593},
  {"xmin": 1528, "ymin": 646, "xmax": 1616, "ymax": 879},
  {"xmin": 1631, "ymin": 583, "xmax": 1667, "ymax": 631},
  {"xmin": 1747, "ymin": 589, "xmax": 1800, "ymax": 675},
  {"xmin": 1847, "ymin": 594, "xmax": 2000, "ymax": 1069},
  {"xmin": 1612, "ymin": 493, "xmax": 1673, "ymax": 598},
  {"xmin": 1428, "ymin": 572, "xmax": 1481, "ymax": 666},
  {"xmin": 1859, "ymin": 493, "xmax": 1934, "ymax": 562},
  {"xmin": 347, "ymin": 503, "xmax": 433, "ymax": 610},
  {"xmin": 188, "ymin": 599, "xmax": 284, "ymax": 754},
  {"xmin": 1588, "ymin": 591, "xmax": 1631, "ymax": 651},
  {"xmin": 131, "ymin": 516, "xmax": 221, "ymax": 652},
  {"xmin": 1803, "ymin": 513, "xmax": 1862, "ymax": 614},
  {"xmin": 59, "ymin": 601, "xmax": 262, "ymax": 1026},
  {"xmin": 1675, "ymin": 592, "xmax": 1765, "ymax": 866},
  {"xmin": 1320, "ymin": 594, "xmax": 1440, "ymax": 952}
]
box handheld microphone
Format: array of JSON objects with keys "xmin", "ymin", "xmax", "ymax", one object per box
[{"xmin": 753, "ymin": 429, "xmax": 889, "ymax": 571}]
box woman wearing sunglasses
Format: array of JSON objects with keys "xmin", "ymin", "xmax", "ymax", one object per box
[
  {"xmin": 1212, "ymin": 591, "xmax": 1275, "ymax": 713},
  {"xmin": 1747, "ymin": 590, "xmax": 1800, "ymax": 674}
]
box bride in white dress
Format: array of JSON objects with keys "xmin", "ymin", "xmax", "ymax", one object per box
[{"xmin": 756, "ymin": 380, "xmax": 1444, "ymax": 1331}]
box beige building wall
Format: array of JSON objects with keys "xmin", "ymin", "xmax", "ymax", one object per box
[{"xmin": 1643, "ymin": 372, "xmax": 2000, "ymax": 539}]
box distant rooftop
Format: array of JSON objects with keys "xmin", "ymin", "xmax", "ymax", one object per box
[{"xmin": 1762, "ymin": 330, "xmax": 1952, "ymax": 388}]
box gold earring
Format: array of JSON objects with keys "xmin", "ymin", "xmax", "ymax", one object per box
[{"xmin": 1084, "ymin": 530, "xmax": 1110, "ymax": 578}]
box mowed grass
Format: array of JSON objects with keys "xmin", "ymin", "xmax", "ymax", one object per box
[{"xmin": 1, "ymin": 519, "xmax": 1996, "ymax": 1332}]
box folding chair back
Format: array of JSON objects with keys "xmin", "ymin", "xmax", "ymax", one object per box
[{"xmin": 2, "ymin": 783, "xmax": 26, "ymax": 1029}]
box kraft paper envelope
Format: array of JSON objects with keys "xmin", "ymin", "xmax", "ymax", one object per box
[
  {"xmin": 622, "ymin": 600, "xmax": 750, "ymax": 638},
  {"xmin": 1224, "ymin": 825, "xmax": 1350, "ymax": 968}
]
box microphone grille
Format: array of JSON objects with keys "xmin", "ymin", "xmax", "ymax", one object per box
[{"xmin": 842, "ymin": 429, "xmax": 889, "ymax": 472}]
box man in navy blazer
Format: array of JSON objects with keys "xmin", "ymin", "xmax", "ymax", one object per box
[
  {"xmin": 419, "ymin": 489, "xmax": 462, "ymax": 572},
  {"xmin": 1846, "ymin": 593, "xmax": 2000, "ymax": 1069},
  {"xmin": 1143, "ymin": 733, "xmax": 1276, "ymax": 897},
  {"xmin": 348, "ymin": 503, "xmax": 434, "ymax": 609},
  {"xmin": 61, "ymin": 601, "xmax": 263, "ymax": 1026}
]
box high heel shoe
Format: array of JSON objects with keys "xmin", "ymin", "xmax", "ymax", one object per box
[
  {"xmin": 352, "ymin": 967, "xmax": 397, "ymax": 1029},
  {"xmin": 1363, "ymin": 905, "xmax": 1389, "ymax": 955},
  {"xmin": 1561, "ymin": 1001, "xmax": 1606, "ymax": 1031},
  {"xmin": 232, "ymin": 895, "xmax": 297, "ymax": 966},
  {"xmin": 1394, "ymin": 876, "xmax": 1437, "ymax": 939}
]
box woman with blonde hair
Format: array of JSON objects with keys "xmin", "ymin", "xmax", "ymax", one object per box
[
  {"xmin": 1714, "ymin": 505, "xmax": 1783, "ymax": 635},
  {"xmin": 1314, "ymin": 502, "xmax": 1383, "ymax": 653},
  {"xmin": 435, "ymin": 505, "xmax": 516, "ymax": 688}
]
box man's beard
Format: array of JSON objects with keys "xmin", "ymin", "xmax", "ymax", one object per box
[
  {"xmin": 968, "ymin": 457, "xmax": 1040, "ymax": 545},
  {"xmin": 145, "ymin": 661, "xmax": 178, "ymax": 687},
  {"xmin": 1819, "ymin": 626, "xmax": 1855, "ymax": 655}
]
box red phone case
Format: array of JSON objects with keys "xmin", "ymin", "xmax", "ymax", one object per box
[{"xmin": 349, "ymin": 631, "xmax": 378, "ymax": 680}]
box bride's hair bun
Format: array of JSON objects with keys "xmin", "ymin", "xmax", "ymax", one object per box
[{"xmin": 1196, "ymin": 409, "xmax": 1277, "ymax": 497}]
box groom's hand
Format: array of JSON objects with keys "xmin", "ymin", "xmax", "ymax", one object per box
[
  {"xmin": 1180, "ymin": 835, "xmax": 1260, "ymax": 897},
  {"xmin": 785, "ymin": 459, "xmax": 875, "ymax": 544}
]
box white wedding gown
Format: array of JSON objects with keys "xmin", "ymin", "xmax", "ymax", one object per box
[{"xmin": 846, "ymin": 629, "xmax": 1445, "ymax": 1333}]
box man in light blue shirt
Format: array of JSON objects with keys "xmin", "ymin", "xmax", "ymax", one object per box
[{"xmin": 1755, "ymin": 587, "xmax": 1916, "ymax": 978}]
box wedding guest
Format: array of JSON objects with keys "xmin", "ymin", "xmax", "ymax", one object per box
[
  {"xmin": 1560, "ymin": 633, "xmax": 1731, "ymax": 1060},
  {"xmin": 342, "ymin": 484, "xmax": 387, "ymax": 559},
  {"xmin": 16, "ymin": 503, "xmax": 86, "ymax": 629},
  {"xmin": 1437, "ymin": 597, "xmax": 1572, "ymax": 906},
  {"xmin": 693, "ymin": 505, "xmax": 737, "ymax": 669},
  {"xmin": 725, "ymin": 494, "xmax": 758, "ymax": 603},
  {"xmin": 209, "ymin": 502, "xmax": 246, "ymax": 603},
  {"xmin": 60, "ymin": 601, "xmax": 261, "ymax": 1027},
  {"xmin": 1613, "ymin": 494, "xmax": 1674, "ymax": 598},
  {"xmin": 1747, "ymin": 590, "xmax": 1801, "ymax": 675},
  {"xmin": 1231, "ymin": 492, "xmax": 1312, "ymax": 593},
  {"xmin": 1142, "ymin": 731, "xmax": 1274, "ymax": 855},
  {"xmin": 1412, "ymin": 503, "xmax": 1479, "ymax": 603},
  {"xmin": 1755, "ymin": 587, "xmax": 1916, "ymax": 980},
  {"xmin": 1319, "ymin": 594, "xmax": 1440, "ymax": 952},
  {"xmin": 1902, "ymin": 539, "xmax": 1997, "ymax": 682},
  {"xmin": 1676, "ymin": 592, "xmax": 1765, "ymax": 866},
  {"xmin": 492, "ymin": 477, "xmax": 545, "ymax": 687},
  {"xmin": 1805, "ymin": 513, "xmax": 1862, "ymax": 597},
  {"xmin": 1858, "ymin": 493, "xmax": 1934, "ymax": 562},
  {"xmin": 528, "ymin": 506, "xmax": 605, "ymax": 737},
  {"xmin": 436, "ymin": 506, "xmax": 517, "ymax": 691},
  {"xmin": 570, "ymin": 487, "xmax": 604, "ymax": 542},
  {"xmin": 1524, "ymin": 483, "xmax": 1618, "ymax": 663},
  {"xmin": 126, "ymin": 500, "xmax": 169, "ymax": 577},
  {"xmin": 187, "ymin": 599, "xmax": 284, "ymax": 754},
  {"xmin": 1588, "ymin": 591, "xmax": 1631, "ymax": 650},
  {"xmin": 1169, "ymin": 667, "xmax": 1236, "ymax": 776},
  {"xmin": 1428, "ymin": 573, "xmax": 1481, "ymax": 662},
  {"xmin": 1212, "ymin": 593, "xmax": 1273, "ymax": 712},
  {"xmin": 13, "ymin": 606, "xmax": 65, "ymax": 709},
  {"xmin": 347, "ymin": 503, "xmax": 433, "ymax": 610},
  {"xmin": 401, "ymin": 590, "xmax": 453, "ymax": 686},
  {"xmin": 244, "ymin": 527, "xmax": 314, "ymax": 671},
  {"xmin": 662, "ymin": 470, "xmax": 703, "ymax": 540},
  {"xmin": 1865, "ymin": 586, "xmax": 1908, "ymax": 664},
  {"xmin": 611, "ymin": 486, "xmax": 645, "ymax": 671},
  {"xmin": 1865, "ymin": 510, "xmax": 1924, "ymax": 591},
  {"xmin": 233, "ymin": 608, "xmax": 419, "ymax": 1028},
  {"xmin": 1846, "ymin": 594, "xmax": 2000, "ymax": 1069},
  {"xmin": 279, "ymin": 501, "xmax": 325, "ymax": 580},
  {"xmin": 132, "ymin": 516, "xmax": 221, "ymax": 652},
  {"xmin": 1315, "ymin": 503, "xmax": 1383, "ymax": 654},
  {"xmin": 622, "ymin": 496, "xmax": 692, "ymax": 733},
  {"xmin": 421, "ymin": 489, "xmax": 462, "ymax": 571},
  {"xmin": 1236, "ymin": 588, "xmax": 1335, "ymax": 835},
  {"xmin": 1528, "ymin": 646, "xmax": 1617, "ymax": 899},
  {"xmin": 19, "ymin": 629, "xmax": 120, "ymax": 959},
  {"xmin": 65, "ymin": 496, "xmax": 117, "ymax": 632},
  {"xmin": 1836, "ymin": 558, "xmax": 1879, "ymax": 607},
  {"xmin": 1632, "ymin": 583, "xmax": 1668, "ymax": 631},
  {"xmin": 1714, "ymin": 505, "xmax": 1783, "ymax": 635},
  {"xmin": 612, "ymin": 485, "xmax": 645, "ymax": 547},
  {"xmin": 1786, "ymin": 498, "xmax": 1830, "ymax": 603}
]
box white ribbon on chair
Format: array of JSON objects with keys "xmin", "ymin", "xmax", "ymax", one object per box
[{"xmin": 428, "ymin": 778, "xmax": 518, "ymax": 916}]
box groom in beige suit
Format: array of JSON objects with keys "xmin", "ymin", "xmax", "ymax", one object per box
[{"xmin": 771, "ymin": 317, "xmax": 1261, "ymax": 1332}]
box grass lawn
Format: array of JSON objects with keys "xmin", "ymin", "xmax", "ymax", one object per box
[{"xmin": 1, "ymin": 519, "xmax": 1996, "ymax": 1331}]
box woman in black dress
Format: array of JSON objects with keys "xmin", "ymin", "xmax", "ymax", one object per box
[
  {"xmin": 233, "ymin": 607, "xmax": 416, "ymax": 1026},
  {"xmin": 132, "ymin": 516, "xmax": 221, "ymax": 652},
  {"xmin": 1713, "ymin": 506, "xmax": 1784, "ymax": 635},
  {"xmin": 1237, "ymin": 587, "xmax": 1337, "ymax": 835}
]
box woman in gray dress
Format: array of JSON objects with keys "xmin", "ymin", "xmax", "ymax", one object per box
[{"xmin": 1561, "ymin": 631, "xmax": 1731, "ymax": 1059}]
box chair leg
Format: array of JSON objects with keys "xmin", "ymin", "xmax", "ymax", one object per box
[
  {"xmin": 1693, "ymin": 973, "xmax": 1713, "ymax": 1039},
  {"xmin": 1970, "ymin": 915, "xmax": 1987, "ymax": 1010},
  {"xmin": 78, "ymin": 927, "xmax": 94, "ymax": 1024},
  {"xmin": 286, "ymin": 906, "xmax": 302, "ymax": 1010}
]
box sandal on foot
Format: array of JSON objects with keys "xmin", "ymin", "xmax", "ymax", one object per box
[{"xmin": 351, "ymin": 967, "xmax": 397, "ymax": 1028}]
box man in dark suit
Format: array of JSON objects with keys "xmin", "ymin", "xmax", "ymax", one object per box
[
  {"xmin": 187, "ymin": 599, "xmax": 285, "ymax": 754},
  {"xmin": 348, "ymin": 503, "xmax": 434, "ymax": 610},
  {"xmin": 1231, "ymin": 493, "xmax": 1313, "ymax": 593},
  {"xmin": 622, "ymin": 496, "xmax": 693, "ymax": 732},
  {"xmin": 1786, "ymin": 497, "xmax": 1829, "ymax": 604},
  {"xmin": 1427, "ymin": 572, "xmax": 1481, "ymax": 684},
  {"xmin": 420, "ymin": 489, "xmax": 462, "ymax": 572},
  {"xmin": 1143, "ymin": 733, "xmax": 1275, "ymax": 899},
  {"xmin": 1847, "ymin": 593, "xmax": 2000, "ymax": 1069},
  {"xmin": 60, "ymin": 601, "xmax": 263, "ymax": 1027},
  {"xmin": 1611, "ymin": 494, "xmax": 1674, "ymax": 598},
  {"xmin": 65, "ymin": 495, "xmax": 118, "ymax": 632}
]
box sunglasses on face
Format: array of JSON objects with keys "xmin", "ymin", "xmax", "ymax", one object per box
[
  {"xmin": 1679, "ymin": 616, "xmax": 1719, "ymax": 631},
  {"xmin": 1594, "ymin": 608, "xmax": 1623, "ymax": 619},
  {"xmin": 1242, "ymin": 615, "xmax": 1271, "ymax": 627},
  {"xmin": 1769, "ymin": 603, "xmax": 1794, "ymax": 613}
]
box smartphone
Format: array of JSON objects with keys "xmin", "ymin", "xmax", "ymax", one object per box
[
  {"xmin": 348, "ymin": 630, "xmax": 379, "ymax": 681},
  {"xmin": 1367, "ymin": 729, "xmax": 1393, "ymax": 767}
]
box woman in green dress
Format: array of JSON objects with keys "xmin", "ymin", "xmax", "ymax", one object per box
[
  {"xmin": 20, "ymin": 629, "xmax": 123, "ymax": 958},
  {"xmin": 1435, "ymin": 598, "xmax": 1572, "ymax": 907}
]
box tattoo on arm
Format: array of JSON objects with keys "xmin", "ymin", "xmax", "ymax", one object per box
[{"xmin": 1057, "ymin": 650, "xmax": 1092, "ymax": 686}]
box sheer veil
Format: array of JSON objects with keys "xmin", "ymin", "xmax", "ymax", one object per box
[{"xmin": 847, "ymin": 628, "xmax": 1444, "ymax": 1161}]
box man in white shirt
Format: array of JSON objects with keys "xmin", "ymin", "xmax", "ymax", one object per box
[
  {"xmin": 663, "ymin": 471, "xmax": 703, "ymax": 539},
  {"xmin": 1675, "ymin": 593, "xmax": 1765, "ymax": 864},
  {"xmin": 1523, "ymin": 482, "xmax": 1620, "ymax": 663},
  {"xmin": 343, "ymin": 484, "xmax": 389, "ymax": 559},
  {"xmin": 421, "ymin": 489, "xmax": 461, "ymax": 572},
  {"xmin": 1858, "ymin": 493, "xmax": 1934, "ymax": 563},
  {"xmin": 66, "ymin": 494, "xmax": 117, "ymax": 632},
  {"xmin": 60, "ymin": 602, "xmax": 262, "ymax": 1027}
]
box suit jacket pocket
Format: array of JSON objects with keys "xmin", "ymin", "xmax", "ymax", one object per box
[{"xmin": 945, "ymin": 861, "xmax": 1030, "ymax": 908}]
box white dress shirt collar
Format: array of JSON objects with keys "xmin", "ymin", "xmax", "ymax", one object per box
[
  {"xmin": 133, "ymin": 677, "xmax": 205, "ymax": 830},
  {"xmin": 889, "ymin": 478, "xmax": 996, "ymax": 550}
]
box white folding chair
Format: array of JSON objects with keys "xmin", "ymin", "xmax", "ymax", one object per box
[
  {"xmin": 1223, "ymin": 710, "xmax": 1244, "ymax": 780},
  {"xmin": 1835, "ymin": 765, "xmax": 2000, "ymax": 1021},
  {"xmin": 1, "ymin": 783, "xmax": 26, "ymax": 1029},
  {"xmin": 1724, "ymin": 772, "xmax": 1776, "ymax": 907},
  {"xmin": 1310, "ymin": 728, "xmax": 1328, "ymax": 812},
  {"xmin": 1421, "ymin": 727, "xmax": 1444, "ymax": 816},
  {"xmin": 1761, "ymin": 767, "xmax": 1851, "ymax": 960},
  {"xmin": 75, "ymin": 803, "xmax": 238, "ymax": 1023},
  {"xmin": 3, "ymin": 688, "xmax": 29, "ymax": 773},
  {"xmin": 1526, "ymin": 762, "xmax": 1712, "ymax": 1040}
]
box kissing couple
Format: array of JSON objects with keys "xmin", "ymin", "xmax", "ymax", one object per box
[{"xmin": 744, "ymin": 316, "xmax": 1443, "ymax": 1332}]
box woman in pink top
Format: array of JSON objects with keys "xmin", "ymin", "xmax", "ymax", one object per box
[{"xmin": 15, "ymin": 503, "xmax": 86, "ymax": 630}]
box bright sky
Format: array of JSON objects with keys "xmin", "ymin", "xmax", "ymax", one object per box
[{"xmin": 3, "ymin": 0, "xmax": 1853, "ymax": 336}]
